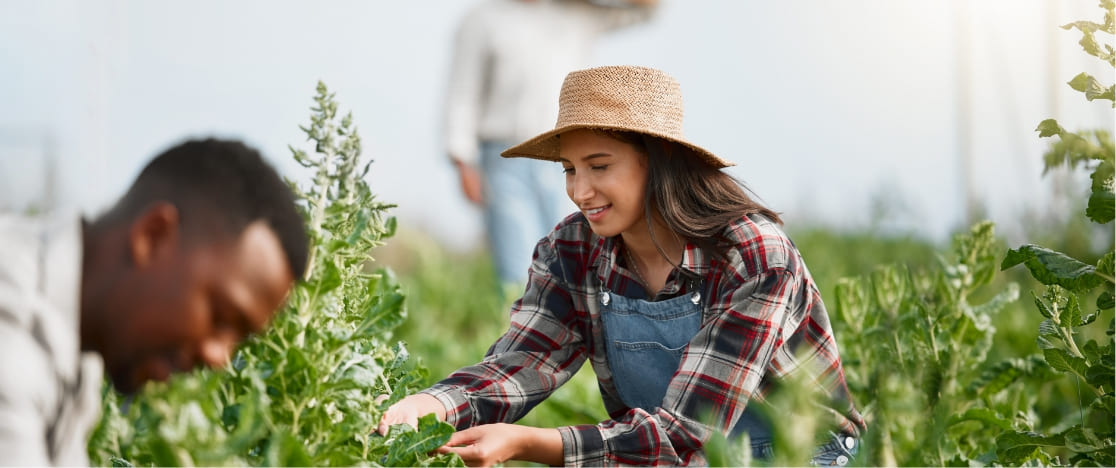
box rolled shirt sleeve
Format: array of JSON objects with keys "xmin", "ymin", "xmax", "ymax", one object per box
[{"xmin": 422, "ymin": 248, "xmax": 590, "ymax": 429}]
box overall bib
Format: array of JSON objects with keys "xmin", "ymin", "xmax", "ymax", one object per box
[{"xmin": 598, "ymin": 287, "xmax": 858, "ymax": 465}]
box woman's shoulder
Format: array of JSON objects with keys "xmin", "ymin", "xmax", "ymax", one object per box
[{"xmin": 717, "ymin": 213, "xmax": 800, "ymax": 275}]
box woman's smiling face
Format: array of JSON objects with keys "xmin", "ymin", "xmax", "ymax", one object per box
[{"xmin": 559, "ymin": 129, "xmax": 649, "ymax": 238}]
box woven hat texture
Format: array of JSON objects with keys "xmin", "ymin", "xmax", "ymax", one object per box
[{"xmin": 501, "ymin": 65, "xmax": 733, "ymax": 168}]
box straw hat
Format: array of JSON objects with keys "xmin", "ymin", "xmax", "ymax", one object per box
[{"xmin": 501, "ymin": 65, "xmax": 733, "ymax": 168}]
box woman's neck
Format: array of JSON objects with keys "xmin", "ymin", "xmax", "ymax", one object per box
[{"xmin": 620, "ymin": 217, "xmax": 684, "ymax": 293}]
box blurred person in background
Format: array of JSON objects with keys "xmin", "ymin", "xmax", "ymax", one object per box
[
  {"xmin": 445, "ymin": 0, "xmax": 658, "ymax": 289},
  {"xmin": 383, "ymin": 66, "xmax": 866, "ymax": 466},
  {"xmin": 0, "ymin": 139, "xmax": 308, "ymax": 465}
]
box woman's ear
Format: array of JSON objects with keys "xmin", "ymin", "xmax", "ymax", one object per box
[{"xmin": 127, "ymin": 202, "xmax": 180, "ymax": 268}]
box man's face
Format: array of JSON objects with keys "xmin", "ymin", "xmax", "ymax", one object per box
[{"xmin": 101, "ymin": 219, "xmax": 295, "ymax": 394}]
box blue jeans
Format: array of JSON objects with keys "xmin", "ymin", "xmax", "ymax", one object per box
[{"xmin": 480, "ymin": 140, "xmax": 570, "ymax": 285}]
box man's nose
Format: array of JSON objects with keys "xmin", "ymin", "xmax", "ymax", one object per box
[{"xmin": 198, "ymin": 332, "xmax": 238, "ymax": 369}]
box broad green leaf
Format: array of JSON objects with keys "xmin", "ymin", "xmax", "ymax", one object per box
[
  {"xmin": 1036, "ymin": 119, "xmax": 1065, "ymax": 138},
  {"xmin": 1087, "ymin": 189, "xmax": 1115, "ymax": 224},
  {"xmin": 310, "ymin": 258, "xmax": 343, "ymax": 294},
  {"xmin": 1062, "ymin": 427, "xmax": 1108, "ymax": 452},
  {"xmin": 1067, "ymin": 73, "xmax": 1113, "ymax": 101},
  {"xmin": 1082, "ymin": 311, "xmax": 1100, "ymax": 325},
  {"xmin": 355, "ymin": 283, "xmax": 406, "ymax": 337},
  {"xmin": 1089, "ymin": 394, "xmax": 1115, "ymax": 420},
  {"xmin": 1060, "ymin": 20, "xmax": 1102, "ymax": 34},
  {"xmin": 1082, "ymin": 340, "xmax": 1104, "ymax": 362},
  {"xmin": 1044, "ymin": 348, "xmax": 1089, "ymax": 378},
  {"xmin": 995, "ymin": 431, "xmax": 1065, "ymax": 464},
  {"xmin": 1098, "ymin": 290, "xmax": 1115, "ymax": 310},
  {"xmin": 1086, "ymin": 359, "xmax": 1115, "ymax": 390},
  {"xmin": 969, "ymin": 356, "xmax": 1048, "ymax": 397},
  {"xmin": 1002, "ymin": 244, "xmax": 1103, "ymax": 290},
  {"xmin": 1092, "ymin": 159, "xmax": 1114, "ymax": 193},
  {"xmin": 383, "ymin": 414, "xmax": 455, "ymax": 467},
  {"xmin": 948, "ymin": 408, "xmax": 1013, "ymax": 430}
]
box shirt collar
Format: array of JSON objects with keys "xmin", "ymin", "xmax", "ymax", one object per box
[{"xmin": 592, "ymin": 234, "xmax": 711, "ymax": 292}]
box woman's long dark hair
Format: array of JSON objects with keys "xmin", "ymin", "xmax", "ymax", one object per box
[{"xmin": 598, "ymin": 129, "xmax": 782, "ymax": 260}]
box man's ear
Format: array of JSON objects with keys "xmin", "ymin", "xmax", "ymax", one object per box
[{"xmin": 128, "ymin": 202, "xmax": 180, "ymax": 268}]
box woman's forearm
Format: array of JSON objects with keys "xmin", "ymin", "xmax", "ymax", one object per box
[{"xmin": 516, "ymin": 426, "xmax": 564, "ymax": 466}]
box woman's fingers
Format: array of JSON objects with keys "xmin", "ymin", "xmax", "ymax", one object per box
[
  {"xmin": 377, "ymin": 404, "xmax": 418, "ymax": 435},
  {"xmin": 443, "ymin": 426, "xmax": 481, "ymax": 447},
  {"xmin": 436, "ymin": 424, "xmax": 517, "ymax": 467}
]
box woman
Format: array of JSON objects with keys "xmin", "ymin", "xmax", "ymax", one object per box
[{"xmin": 380, "ymin": 65, "xmax": 866, "ymax": 466}]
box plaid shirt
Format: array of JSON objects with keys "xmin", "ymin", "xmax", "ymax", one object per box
[{"xmin": 424, "ymin": 212, "xmax": 866, "ymax": 466}]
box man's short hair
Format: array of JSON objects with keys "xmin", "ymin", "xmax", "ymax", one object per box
[{"xmin": 115, "ymin": 138, "xmax": 309, "ymax": 278}]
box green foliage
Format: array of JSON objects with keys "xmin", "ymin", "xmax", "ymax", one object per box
[
  {"xmin": 833, "ymin": 221, "xmax": 1032, "ymax": 466},
  {"xmin": 86, "ymin": 82, "xmax": 461, "ymax": 466},
  {"xmin": 995, "ymin": 2, "xmax": 1116, "ymax": 464}
]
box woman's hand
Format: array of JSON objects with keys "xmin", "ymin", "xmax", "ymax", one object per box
[
  {"xmin": 437, "ymin": 424, "xmax": 563, "ymax": 467},
  {"xmin": 377, "ymin": 393, "xmax": 446, "ymax": 436}
]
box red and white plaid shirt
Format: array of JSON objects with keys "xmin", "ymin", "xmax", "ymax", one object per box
[{"xmin": 424, "ymin": 212, "xmax": 866, "ymax": 466}]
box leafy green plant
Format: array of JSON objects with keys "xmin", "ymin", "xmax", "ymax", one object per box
[
  {"xmin": 87, "ymin": 82, "xmax": 462, "ymax": 466},
  {"xmin": 997, "ymin": 2, "xmax": 1115, "ymax": 465},
  {"xmin": 828, "ymin": 4, "xmax": 1115, "ymax": 466},
  {"xmin": 832, "ymin": 221, "xmax": 1031, "ymax": 466}
]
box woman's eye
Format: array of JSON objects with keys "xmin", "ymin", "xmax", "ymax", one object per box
[
  {"xmin": 591, "ymin": 165, "xmax": 608, "ymax": 171},
  {"xmin": 562, "ymin": 167, "xmax": 575, "ymax": 175}
]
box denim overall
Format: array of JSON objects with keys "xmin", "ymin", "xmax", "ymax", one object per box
[{"xmin": 598, "ymin": 286, "xmax": 858, "ymax": 465}]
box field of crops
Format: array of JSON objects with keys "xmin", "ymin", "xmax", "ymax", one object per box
[{"xmin": 86, "ymin": 4, "xmax": 1113, "ymax": 466}]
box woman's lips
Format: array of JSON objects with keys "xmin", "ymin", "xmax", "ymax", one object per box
[{"xmin": 583, "ymin": 205, "xmax": 610, "ymax": 222}]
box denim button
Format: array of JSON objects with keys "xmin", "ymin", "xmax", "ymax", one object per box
[
  {"xmin": 844, "ymin": 437, "xmax": 855, "ymax": 449},
  {"xmin": 836, "ymin": 455, "xmax": 848, "ymax": 466},
  {"xmin": 600, "ymin": 292, "xmax": 611, "ymax": 306}
]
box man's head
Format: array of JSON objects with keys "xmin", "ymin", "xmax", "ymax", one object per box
[{"xmin": 80, "ymin": 138, "xmax": 309, "ymax": 394}]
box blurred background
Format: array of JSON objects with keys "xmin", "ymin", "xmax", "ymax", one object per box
[{"xmin": 1, "ymin": 0, "xmax": 1112, "ymax": 249}]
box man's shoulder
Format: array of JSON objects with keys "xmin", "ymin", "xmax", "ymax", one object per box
[
  {"xmin": 0, "ymin": 214, "xmax": 49, "ymax": 326},
  {"xmin": 0, "ymin": 213, "xmax": 81, "ymax": 326}
]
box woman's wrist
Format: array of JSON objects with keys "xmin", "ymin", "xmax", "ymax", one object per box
[
  {"xmin": 412, "ymin": 392, "xmax": 447, "ymax": 421},
  {"xmin": 517, "ymin": 426, "xmax": 564, "ymax": 466}
]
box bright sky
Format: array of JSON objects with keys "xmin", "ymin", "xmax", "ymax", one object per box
[{"xmin": 1, "ymin": 0, "xmax": 1112, "ymax": 251}]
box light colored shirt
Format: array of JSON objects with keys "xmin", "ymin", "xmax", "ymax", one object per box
[
  {"xmin": 0, "ymin": 214, "xmax": 104, "ymax": 466},
  {"xmin": 444, "ymin": 0, "xmax": 657, "ymax": 164},
  {"xmin": 423, "ymin": 212, "xmax": 866, "ymax": 466}
]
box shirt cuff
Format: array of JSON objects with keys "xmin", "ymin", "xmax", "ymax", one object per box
[
  {"xmin": 448, "ymin": 140, "xmax": 480, "ymax": 166},
  {"xmin": 420, "ymin": 384, "xmax": 474, "ymax": 429},
  {"xmin": 559, "ymin": 424, "xmax": 606, "ymax": 466}
]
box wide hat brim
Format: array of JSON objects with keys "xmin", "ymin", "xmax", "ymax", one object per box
[{"xmin": 501, "ymin": 65, "xmax": 734, "ymax": 168}]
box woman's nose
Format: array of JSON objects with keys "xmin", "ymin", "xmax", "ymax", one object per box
[{"xmin": 568, "ymin": 173, "xmax": 593, "ymax": 204}]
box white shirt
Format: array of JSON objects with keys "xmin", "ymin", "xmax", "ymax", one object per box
[
  {"xmin": 444, "ymin": 0, "xmax": 657, "ymax": 164},
  {"xmin": 0, "ymin": 214, "xmax": 104, "ymax": 466}
]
